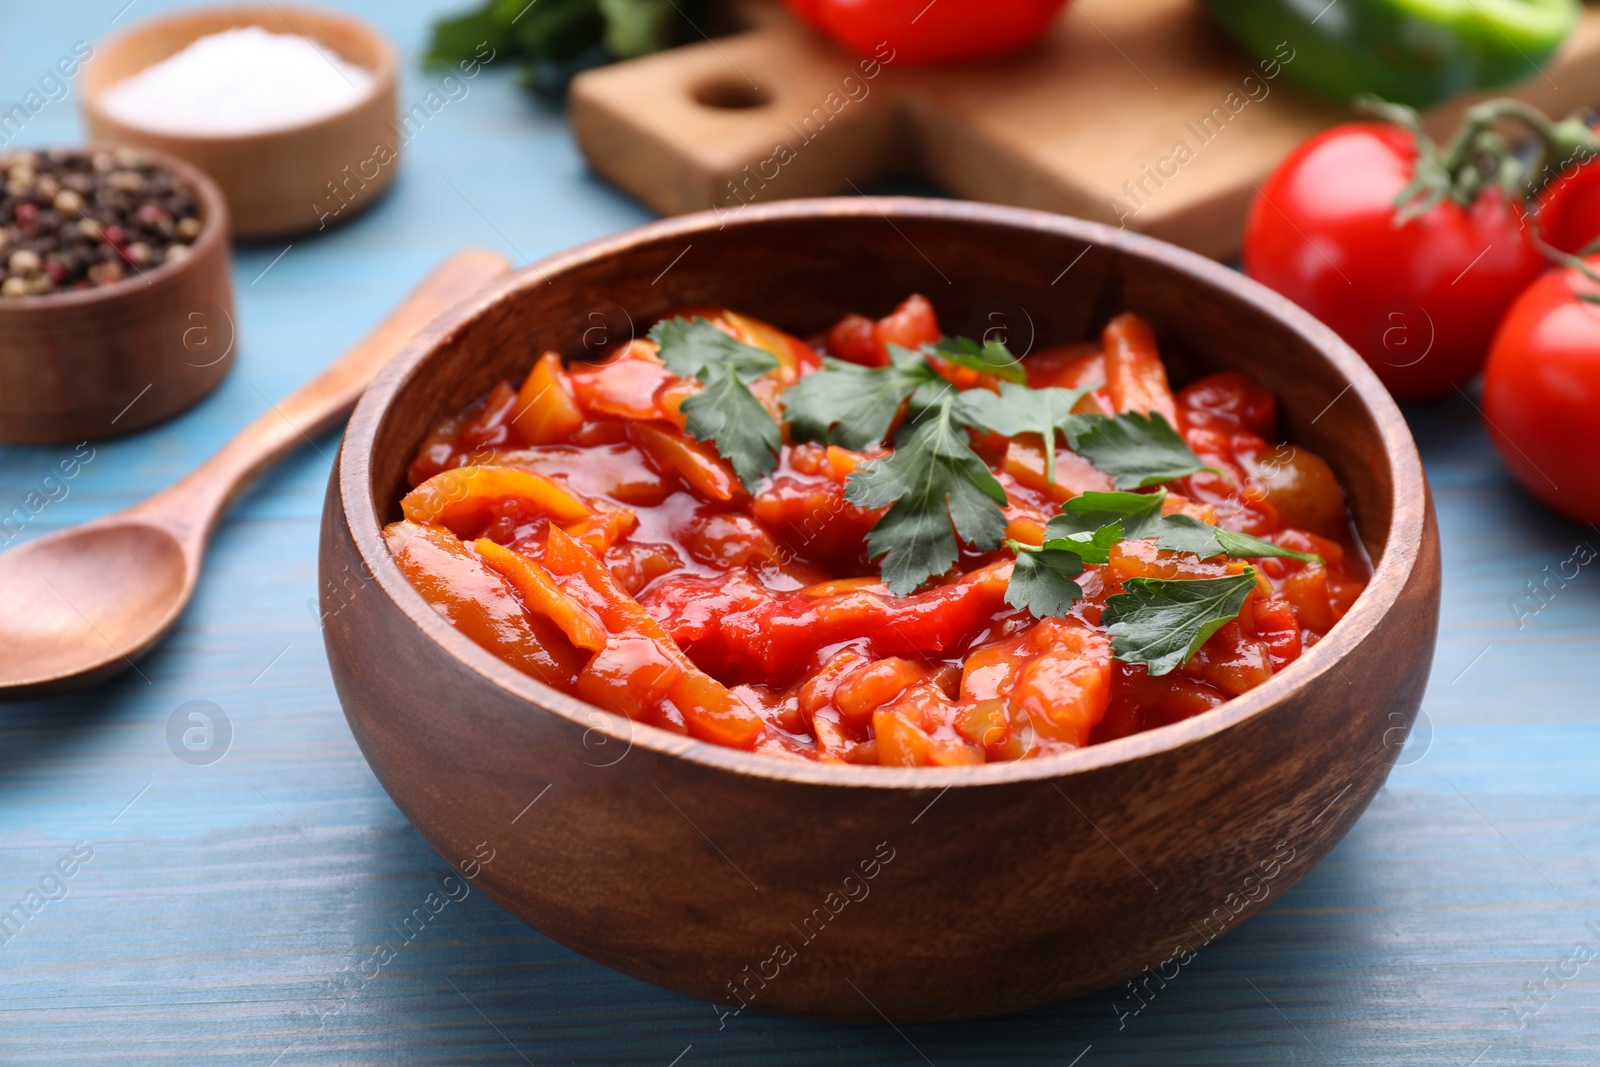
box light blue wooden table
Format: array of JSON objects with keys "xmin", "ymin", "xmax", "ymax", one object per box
[{"xmin": 3, "ymin": 3, "xmax": 1598, "ymax": 1063}]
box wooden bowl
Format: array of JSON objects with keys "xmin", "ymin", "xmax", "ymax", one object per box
[
  {"xmin": 0, "ymin": 147, "xmax": 233, "ymax": 444},
  {"xmin": 79, "ymin": 5, "xmax": 398, "ymax": 240},
  {"xmin": 319, "ymin": 198, "xmax": 1441, "ymax": 1022}
]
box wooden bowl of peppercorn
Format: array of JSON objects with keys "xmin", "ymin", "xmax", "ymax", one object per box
[
  {"xmin": 319, "ymin": 198, "xmax": 1441, "ymax": 1022},
  {"xmin": 0, "ymin": 145, "xmax": 234, "ymax": 444}
]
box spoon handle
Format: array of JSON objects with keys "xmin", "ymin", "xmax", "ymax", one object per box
[{"xmin": 131, "ymin": 248, "xmax": 512, "ymax": 543}]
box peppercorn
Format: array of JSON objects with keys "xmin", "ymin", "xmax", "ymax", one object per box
[
  {"xmin": 0, "ymin": 148, "xmax": 205, "ymax": 298},
  {"xmin": 88, "ymin": 260, "xmax": 124, "ymax": 286}
]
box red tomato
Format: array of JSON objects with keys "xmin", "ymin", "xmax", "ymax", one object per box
[
  {"xmin": 1243, "ymin": 122, "xmax": 1546, "ymax": 400},
  {"xmin": 875, "ymin": 292, "xmax": 940, "ymax": 350},
  {"xmin": 1482, "ymin": 259, "xmax": 1600, "ymax": 523},
  {"xmin": 824, "ymin": 293, "xmax": 941, "ymax": 366},
  {"xmin": 1176, "ymin": 371, "xmax": 1278, "ymax": 438},
  {"xmin": 785, "ymin": 0, "xmax": 1068, "ymax": 65},
  {"xmin": 1536, "ymin": 157, "xmax": 1600, "ymax": 256}
]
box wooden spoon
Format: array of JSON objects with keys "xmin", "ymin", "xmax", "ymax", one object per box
[{"xmin": 0, "ymin": 248, "xmax": 511, "ymax": 700}]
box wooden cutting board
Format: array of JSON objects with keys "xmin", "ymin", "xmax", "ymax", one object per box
[{"xmin": 570, "ymin": 0, "xmax": 1600, "ymax": 259}]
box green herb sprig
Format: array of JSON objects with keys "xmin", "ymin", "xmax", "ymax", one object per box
[
  {"xmin": 925, "ymin": 335, "xmax": 1027, "ymax": 383},
  {"xmin": 1042, "ymin": 489, "xmax": 1168, "ymax": 563},
  {"xmin": 1102, "ymin": 569, "xmax": 1261, "ymax": 676},
  {"xmin": 424, "ymin": 0, "xmax": 713, "ymax": 97},
  {"xmin": 782, "ymin": 339, "xmax": 1212, "ymax": 596},
  {"xmin": 845, "ymin": 395, "xmax": 1009, "ymax": 595},
  {"xmin": 781, "ymin": 346, "xmax": 945, "ymax": 452},
  {"xmin": 1064, "ymin": 411, "xmax": 1214, "ymax": 489},
  {"xmin": 669, "ymin": 321, "xmax": 1303, "ymax": 674},
  {"xmin": 954, "ymin": 381, "xmax": 1095, "ymax": 484},
  {"xmin": 1156, "ymin": 515, "xmax": 1321, "ymax": 563},
  {"xmin": 1003, "ymin": 539, "xmax": 1087, "ymax": 618},
  {"xmin": 1005, "ymin": 489, "xmax": 1318, "ymax": 673},
  {"xmin": 649, "ymin": 317, "xmax": 781, "ymax": 490}
]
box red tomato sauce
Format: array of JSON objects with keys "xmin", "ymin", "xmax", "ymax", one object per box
[{"xmin": 388, "ymin": 297, "xmax": 1369, "ymax": 766}]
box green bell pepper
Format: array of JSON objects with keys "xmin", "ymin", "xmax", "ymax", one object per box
[{"xmin": 1198, "ymin": 0, "xmax": 1579, "ymax": 109}]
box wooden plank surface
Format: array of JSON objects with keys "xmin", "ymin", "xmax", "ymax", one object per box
[
  {"xmin": 2, "ymin": 2, "xmax": 1599, "ymax": 1064},
  {"xmin": 571, "ymin": 0, "xmax": 1600, "ymax": 259}
]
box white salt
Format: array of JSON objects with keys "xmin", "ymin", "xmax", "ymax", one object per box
[{"xmin": 101, "ymin": 26, "xmax": 375, "ymax": 136}]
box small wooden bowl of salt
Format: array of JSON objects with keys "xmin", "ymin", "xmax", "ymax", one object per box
[{"xmin": 80, "ymin": 6, "xmax": 398, "ymax": 239}]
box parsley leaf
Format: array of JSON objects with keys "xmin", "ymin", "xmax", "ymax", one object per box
[
  {"xmin": 955, "ymin": 381, "xmax": 1096, "ymax": 484},
  {"xmin": 1219, "ymin": 528, "xmax": 1319, "ymax": 563},
  {"xmin": 651, "ymin": 316, "xmax": 780, "ymax": 381},
  {"xmin": 1102, "ymin": 569, "xmax": 1260, "ymax": 676},
  {"xmin": 680, "ymin": 364, "xmax": 782, "ymax": 490},
  {"xmin": 1151, "ymin": 516, "xmax": 1234, "ymax": 559},
  {"xmin": 1064, "ymin": 411, "xmax": 1209, "ymax": 489},
  {"xmin": 1042, "ymin": 520, "xmax": 1122, "ymax": 567},
  {"xmin": 650, "ymin": 317, "xmax": 782, "ymax": 490},
  {"xmin": 1006, "ymin": 490, "xmax": 1176, "ymax": 615},
  {"xmin": 1043, "ymin": 489, "xmax": 1168, "ymax": 561},
  {"xmin": 1004, "ymin": 540, "xmax": 1084, "ymax": 617},
  {"xmin": 781, "ymin": 346, "xmax": 944, "ymax": 451},
  {"xmin": 1049, "ymin": 490, "xmax": 1168, "ymax": 538},
  {"xmin": 846, "ymin": 395, "xmax": 1009, "ymax": 595},
  {"xmin": 925, "ymin": 335, "xmax": 1027, "ymax": 383},
  {"xmin": 1155, "ymin": 514, "xmax": 1322, "ymax": 563}
]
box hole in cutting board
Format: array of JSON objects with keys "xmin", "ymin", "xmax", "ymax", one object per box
[{"xmin": 691, "ymin": 78, "xmax": 771, "ymax": 110}]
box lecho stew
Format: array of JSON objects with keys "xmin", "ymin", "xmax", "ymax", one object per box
[{"xmin": 388, "ymin": 296, "xmax": 1367, "ymax": 766}]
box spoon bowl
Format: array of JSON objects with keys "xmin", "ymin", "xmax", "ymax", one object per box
[
  {"xmin": 0, "ymin": 522, "xmax": 191, "ymax": 696},
  {"xmin": 0, "ymin": 248, "xmax": 510, "ymax": 701}
]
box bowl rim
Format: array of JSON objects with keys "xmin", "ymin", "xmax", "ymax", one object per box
[
  {"xmin": 0, "ymin": 144, "xmax": 229, "ymax": 312},
  {"xmin": 78, "ymin": 3, "xmax": 396, "ymax": 146},
  {"xmin": 337, "ymin": 196, "xmax": 1429, "ymax": 790}
]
